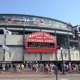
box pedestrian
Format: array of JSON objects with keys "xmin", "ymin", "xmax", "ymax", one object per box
[
  {"xmin": 21, "ymin": 64, "xmax": 24, "ymax": 73},
  {"xmin": 2, "ymin": 64, "xmax": 6, "ymax": 73}
]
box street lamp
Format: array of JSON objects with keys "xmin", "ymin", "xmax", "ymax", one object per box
[{"xmin": 60, "ymin": 47, "xmax": 65, "ymax": 74}]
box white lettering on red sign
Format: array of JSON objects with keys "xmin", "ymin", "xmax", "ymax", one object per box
[
  {"xmin": 44, "ymin": 40, "xmax": 54, "ymax": 43},
  {"xmin": 28, "ymin": 39, "xmax": 43, "ymax": 42},
  {"xmin": 28, "ymin": 33, "xmax": 43, "ymax": 38},
  {"xmin": 44, "ymin": 33, "xmax": 53, "ymax": 39}
]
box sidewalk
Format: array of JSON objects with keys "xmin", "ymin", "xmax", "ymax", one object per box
[
  {"xmin": 0, "ymin": 71, "xmax": 47, "ymax": 75},
  {"xmin": 0, "ymin": 71, "xmax": 80, "ymax": 76}
]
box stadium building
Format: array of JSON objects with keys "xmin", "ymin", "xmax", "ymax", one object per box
[{"xmin": 0, "ymin": 14, "xmax": 80, "ymax": 66}]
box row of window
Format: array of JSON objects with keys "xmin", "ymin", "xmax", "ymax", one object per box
[
  {"xmin": 59, "ymin": 53, "xmax": 79, "ymax": 59},
  {"xmin": 0, "ymin": 53, "xmax": 78, "ymax": 59},
  {"xmin": 0, "ymin": 15, "xmax": 67, "ymax": 27}
]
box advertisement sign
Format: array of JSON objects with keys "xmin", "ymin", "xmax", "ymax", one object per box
[{"xmin": 25, "ymin": 32, "xmax": 57, "ymax": 53}]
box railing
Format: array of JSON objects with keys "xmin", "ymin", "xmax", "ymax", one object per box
[{"xmin": 0, "ymin": 21, "xmax": 72, "ymax": 31}]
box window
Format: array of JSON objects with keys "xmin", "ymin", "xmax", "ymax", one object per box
[
  {"xmin": 28, "ymin": 53, "xmax": 30, "ymax": 57},
  {"xmin": 35, "ymin": 53, "xmax": 37, "ymax": 57},
  {"xmin": 43, "ymin": 19, "xmax": 50, "ymax": 23},
  {"xmin": 17, "ymin": 53, "xmax": 21, "ymax": 58},
  {"xmin": 0, "ymin": 16, "xmax": 3, "ymax": 18},
  {"xmin": 24, "ymin": 16, "xmax": 33, "ymax": 20},
  {"xmin": 50, "ymin": 21, "xmax": 56, "ymax": 24},
  {"xmin": 14, "ymin": 16, "xmax": 23, "ymax": 19},
  {"xmin": 4, "ymin": 16, "xmax": 13, "ymax": 18},
  {"xmin": 76, "ymin": 53, "xmax": 78, "ymax": 58},
  {"xmin": 8, "ymin": 52, "xmax": 11, "ymax": 58},
  {"xmin": 0, "ymin": 52, "xmax": 1, "ymax": 57},
  {"xmin": 72, "ymin": 53, "xmax": 74, "ymax": 59},
  {"xmin": 50, "ymin": 53, "xmax": 53, "ymax": 59},
  {"xmin": 64, "ymin": 53, "xmax": 67, "ymax": 57},
  {"xmin": 34, "ymin": 17, "xmax": 41, "ymax": 22},
  {"xmin": 59, "ymin": 53, "xmax": 62, "ymax": 59}
]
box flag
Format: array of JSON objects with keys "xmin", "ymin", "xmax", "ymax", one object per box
[
  {"xmin": 7, "ymin": 18, "xmax": 12, "ymax": 22},
  {"xmin": 23, "ymin": 45, "xmax": 27, "ymax": 51},
  {"xmin": 61, "ymin": 43, "xmax": 65, "ymax": 46},
  {"xmin": 2, "ymin": 44, "xmax": 9, "ymax": 51},
  {"xmin": 67, "ymin": 25, "xmax": 70, "ymax": 29},
  {"xmin": 3, "ymin": 29, "xmax": 12, "ymax": 35},
  {"xmin": 40, "ymin": 20, "xmax": 43, "ymax": 23}
]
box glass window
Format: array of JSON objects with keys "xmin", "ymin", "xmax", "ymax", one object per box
[
  {"xmin": 50, "ymin": 20, "xmax": 56, "ymax": 24},
  {"xmin": 34, "ymin": 17, "xmax": 41, "ymax": 21},
  {"xmin": 28, "ymin": 53, "xmax": 30, "ymax": 57},
  {"xmin": 50, "ymin": 53, "xmax": 53, "ymax": 59},
  {"xmin": 0, "ymin": 16, "xmax": 3, "ymax": 18},
  {"xmin": 43, "ymin": 19, "xmax": 50, "ymax": 23},
  {"xmin": 4, "ymin": 16, "xmax": 13, "ymax": 18},
  {"xmin": 24, "ymin": 16, "xmax": 33, "ymax": 20},
  {"xmin": 17, "ymin": 53, "xmax": 21, "ymax": 58},
  {"xmin": 14, "ymin": 16, "xmax": 23, "ymax": 19},
  {"xmin": 64, "ymin": 53, "xmax": 67, "ymax": 57},
  {"xmin": 57, "ymin": 34, "xmax": 68, "ymax": 47},
  {"xmin": 8, "ymin": 52, "xmax": 11, "ymax": 58},
  {"xmin": 72, "ymin": 53, "xmax": 74, "ymax": 59},
  {"xmin": 35, "ymin": 53, "xmax": 37, "ymax": 57},
  {"xmin": 0, "ymin": 52, "xmax": 1, "ymax": 57},
  {"xmin": 59, "ymin": 53, "xmax": 62, "ymax": 59},
  {"xmin": 76, "ymin": 53, "xmax": 78, "ymax": 58}
]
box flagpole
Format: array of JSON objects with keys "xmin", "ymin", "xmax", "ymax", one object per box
[
  {"xmin": 23, "ymin": 27, "xmax": 25, "ymax": 64},
  {"xmin": 3, "ymin": 27, "xmax": 6, "ymax": 62}
]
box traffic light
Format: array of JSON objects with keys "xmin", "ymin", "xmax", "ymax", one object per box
[{"xmin": 74, "ymin": 29, "xmax": 78, "ymax": 38}]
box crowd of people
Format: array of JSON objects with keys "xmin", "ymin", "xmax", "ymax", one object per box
[{"xmin": 0, "ymin": 62, "xmax": 80, "ymax": 74}]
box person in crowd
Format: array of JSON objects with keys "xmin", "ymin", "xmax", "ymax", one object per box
[
  {"xmin": 50, "ymin": 63, "xmax": 54, "ymax": 74},
  {"xmin": 5, "ymin": 64, "xmax": 9, "ymax": 71},
  {"xmin": 21, "ymin": 64, "xmax": 24, "ymax": 73},
  {"xmin": 68, "ymin": 62, "xmax": 72, "ymax": 73},
  {"xmin": 72, "ymin": 63, "xmax": 76, "ymax": 73},
  {"xmin": 2, "ymin": 64, "xmax": 6, "ymax": 73},
  {"xmin": 16, "ymin": 64, "xmax": 20, "ymax": 72},
  {"xmin": 13, "ymin": 64, "xmax": 16, "ymax": 71},
  {"xmin": 78, "ymin": 63, "xmax": 80, "ymax": 72},
  {"xmin": 45, "ymin": 63, "xmax": 50, "ymax": 74},
  {"xmin": 66, "ymin": 64, "xmax": 69, "ymax": 74},
  {"xmin": 35, "ymin": 63, "xmax": 38, "ymax": 73},
  {"xmin": 28, "ymin": 63, "xmax": 32, "ymax": 72},
  {"xmin": 76, "ymin": 64, "xmax": 78, "ymax": 72},
  {"xmin": 31, "ymin": 64, "xmax": 35, "ymax": 72}
]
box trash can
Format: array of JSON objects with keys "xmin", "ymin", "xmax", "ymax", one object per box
[{"xmin": 54, "ymin": 66, "xmax": 58, "ymax": 75}]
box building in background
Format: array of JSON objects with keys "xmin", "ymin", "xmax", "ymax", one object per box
[{"xmin": 0, "ymin": 14, "xmax": 80, "ymax": 65}]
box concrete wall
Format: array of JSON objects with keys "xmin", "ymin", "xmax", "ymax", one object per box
[
  {"xmin": 24, "ymin": 53, "xmax": 40, "ymax": 61},
  {"xmin": 0, "ymin": 34, "xmax": 80, "ymax": 62},
  {"xmin": 70, "ymin": 50, "xmax": 80, "ymax": 61},
  {"xmin": 0, "ymin": 48, "xmax": 4, "ymax": 61},
  {"xmin": 0, "ymin": 35, "xmax": 5, "ymax": 45},
  {"xmin": 42, "ymin": 53, "xmax": 56, "ymax": 61},
  {"xmin": 5, "ymin": 47, "xmax": 23, "ymax": 61},
  {"xmin": 6, "ymin": 35, "xmax": 23, "ymax": 45},
  {"xmin": 57, "ymin": 49, "xmax": 69, "ymax": 61}
]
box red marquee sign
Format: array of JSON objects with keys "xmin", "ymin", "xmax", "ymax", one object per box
[{"xmin": 25, "ymin": 32, "xmax": 57, "ymax": 53}]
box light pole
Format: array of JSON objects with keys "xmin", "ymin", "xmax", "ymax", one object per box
[{"xmin": 60, "ymin": 47, "xmax": 65, "ymax": 74}]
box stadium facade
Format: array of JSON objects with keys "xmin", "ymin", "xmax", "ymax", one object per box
[{"xmin": 0, "ymin": 14, "xmax": 80, "ymax": 65}]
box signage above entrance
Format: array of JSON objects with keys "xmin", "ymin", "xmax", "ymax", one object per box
[{"xmin": 25, "ymin": 32, "xmax": 57, "ymax": 53}]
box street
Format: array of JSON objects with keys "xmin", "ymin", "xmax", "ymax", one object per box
[{"xmin": 0, "ymin": 74, "xmax": 80, "ymax": 80}]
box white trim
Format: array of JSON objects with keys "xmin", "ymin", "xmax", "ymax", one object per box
[
  {"xmin": 7, "ymin": 28, "xmax": 23, "ymax": 30},
  {"xmin": 25, "ymin": 28, "xmax": 40, "ymax": 31},
  {"xmin": 56, "ymin": 31, "xmax": 68, "ymax": 34},
  {"xmin": 41, "ymin": 29, "xmax": 55, "ymax": 33}
]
